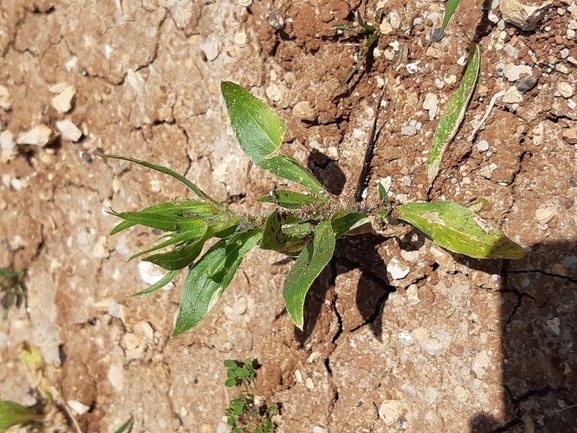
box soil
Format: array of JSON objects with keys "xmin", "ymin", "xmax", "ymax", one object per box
[{"xmin": 1, "ymin": 0, "xmax": 577, "ymax": 432}]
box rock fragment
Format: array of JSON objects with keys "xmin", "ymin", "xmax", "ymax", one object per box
[
  {"xmin": 51, "ymin": 85, "xmax": 76, "ymax": 113},
  {"xmin": 505, "ymin": 64, "xmax": 533, "ymax": 82},
  {"xmin": 379, "ymin": 400, "xmax": 404, "ymax": 425},
  {"xmin": 556, "ymin": 82, "xmax": 574, "ymax": 99},
  {"xmin": 292, "ymin": 101, "xmax": 317, "ymax": 121},
  {"xmin": 0, "ymin": 85, "xmax": 11, "ymax": 111},
  {"xmin": 56, "ymin": 119, "xmax": 83, "ymax": 142},
  {"xmin": 562, "ymin": 127, "xmax": 577, "ymax": 144},
  {"xmin": 502, "ymin": 86, "xmax": 524, "ymax": 103},
  {"xmin": 17, "ymin": 125, "xmax": 53, "ymax": 147},
  {"xmin": 501, "ymin": 0, "xmax": 553, "ymax": 31}
]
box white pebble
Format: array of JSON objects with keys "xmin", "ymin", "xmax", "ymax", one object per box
[
  {"xmin": 0, "ymin": 85, "xmax": 12, "ymax": 111},
  {"xmin": 379, "ymin": 400, "xmax": 404, "ymax": 425},
  {"xmin": 398, "ymin": 331, "xmax": 413, "ymax": 345},
  {"xmin": 476, "ymin": 140, "xmax": 490, "ymax": 152},
  {"xmin": 502, "ymin": 86, "xmax": 524, "ymax": 103},
  {"xmin": 406, "ymin": 63, "xmax": 419, "ymax": 74},
  {"xmin": 504, "ymin": 64, "xmax": 533, "ymax": 82},
  {"xmin": 51, "ymin": 85, "xmax": 76, "ymax": 113},
  {"xmin": 265, "ymin": 83, "xmax": 282, "ymax": 102},
  {"xmin": 17, "ymin": 125, "xmax": 53, "ymax": 146},
  {"xmin": 557, "ymin": 82, "xmax": 574, "ymax": 99},
  {"xmin": 56, "ymin": 119, "xmax": 83, "ymax": 142},
  {"xmin": 68, "ymin": 400, "xmax": 90, "ymax": 415},
  {"xmin": 387, "ymin": 258, "xmax": 410, "ymax": 279},
  {"xmin": 234, "ymin": 32, "xmax": 247, "ymax": 47}
]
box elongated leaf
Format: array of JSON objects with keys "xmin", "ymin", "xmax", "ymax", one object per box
[
  {"xmin": 0, "ymin": 400, "xmax": 43, "ymax": 431},
  {"xmin": 433, "ymin": 0, "xmax": 460, "ymax": 41},
  {"xmin": 258, "ymin": 190, "xmax": 327, "ymax": 209},
  {"xmin": 128, "ymin": 230, "xmax": 203, "ymax": 261},
  {"xmin": 332, "ymin": 212, "xmax": 370, "ymax": 238},
  {"xmin": 100, "ymin": 154, "xmax": 222, "ymax": 207},
  {"xmin": 427, "ymin": 44, "xmax": 480, "ymax": 184},
  {"xmin": 114, "ymin": 417, "xmax": 134, "ymax": 433},
  {"xmin": 395, "ymin": 201, "xmax": 524, "ymax": 259},
  {"xmin": 221, "ymin": 81, "xmax": 326, "ymax": 196},
  {"xmin": 283, "ymin": 221, "xmax": 336, "ymax": 329},
  {"xmin": 108, "ymin": 210, "xmax": 207, "ymax": 233},
  {"xmin": 133, "ymin": 269, "xmax": 181, "ymax": 297},
  {"xmin": 260, "ymin": 209, "xmax": 287, "ymax": 251},
  {"xmin": 110, "ymin": 201, "xmax": 221, "ymax": 235},
  {"xmin": 260, "ymin": 210, "xmax": 313, "ymax": 255},
  {"xmin": 172, "ymin": 229, "xmax": 262, "ymax": 336},
  {"xmin": 145, "ymin": 237, "xmax": 207, "ymax": 270}
]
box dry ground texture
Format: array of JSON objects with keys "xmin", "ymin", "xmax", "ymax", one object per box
[{"xmin": 1, "ymin": 0, "xmax": 577, "ymax": 432}]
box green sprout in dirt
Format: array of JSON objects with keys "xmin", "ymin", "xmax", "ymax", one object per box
[
  {"xmin": 432, "ymin": 0, "xmax": 461, "ymax": 41},
  {"xmin": 103, "ymin": 80, "xmax": 523, "ymax": 336},
  {"xmin": 0, "ymin": 400, "xmax": 45, "ymax": 433},
  {"xmin": 224, "ymin": 359, "xmax": 278, "ymax": 433},
  {"xmin": 332, "ymin": 8, "xmax": 383, "ymax": 97},
  {"xmin": 0, "ymin": 267, "xmax": 27, "ymax": 320}
]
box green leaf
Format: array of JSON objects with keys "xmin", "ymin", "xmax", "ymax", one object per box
[
  {"xmin": 0, "ymin": 400, "xmax": 43, "ymax": 431},
  {"xmin": 331, "ymin": 212, "xmax": 370, "ymax": 239},
  {"xmin": 282, "ymin": 221, "xmax": 336, "ymax": 329},
  {"xmin": 132, "ymin": 269, "xmax": 181, "ymax": 297},
  {"xmin": 100, "ymin": 154, "xmax": 222, "ymax": 207},
  {"xmin": 427, "ymin": 43, "xmax": 480, "ymax": 185},
  {"xmin": 108, "ymin": 210, "xmax": 208, "ymax": 234},
  {"xmin": 257, "ymin": 190, "xmax": 327, "ymax": 209},
  {"xmin": 172, "ymin": 229, "xmax": 262, "ymax": 336},
  {"xmin": 128, "ymin": 231, "xmax": 203, "ymax": 262},
  {"xmin": 225, "ymin": 378, "xmax": 237, "ymax": 388},
  {"xmin": 395, "ymin": 201, "xmax": 525, "ymax": 259},
  {"xmin": 433, "ymin": 0, "xmax": 461, "ymax": 41},
  {"xmin": 114, "ymin": 417, "xmax": 134, "ymax": 433},
  {"xmin": 224, "ymin": 360, "xmax": 238, "ymax": 368},
  {"xmin": 110, "ymin": 201, "xmax": 222, "ymax": 235},
  {"xmin": 221, "ymin": 81, "xmax": 327, "ymax": 196}
]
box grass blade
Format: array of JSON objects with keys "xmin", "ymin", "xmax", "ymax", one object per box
[
  {"xmin": 100, "ymin": 154, "xmax": 222, "ymax": 207},
  {"xmin": 433, "ymin": 0, "xmax": 461, "ymax": 41},
  {"xmin": 109, "ymin": 210, "xmax": 208, "ymax": 233},
  {"xmin": 221, "ymin": 81, "xmax": 327, "ymax": 196},
  {"xmin": 114, "ymin": 417, "xmax": 134, "ymax": 433},
  {"xmin": 426, "ymin": 43, "xmax": 480, "ymax": 185},
  {"xmin": 172, "ymin": 229, "xmax": 262, "ymax": 336},
  {"xmin": 395, "ymin": 201, "xmax": 525, "ymax": 259},
  {"xmin": 282, "ymin": 221, "xmax": 336, "ymax": 329},
  {"xmin": 132, "ymin": 269, "xmax": 181, "ymax": 296}
]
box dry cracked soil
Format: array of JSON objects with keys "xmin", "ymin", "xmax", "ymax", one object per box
[{"xmin": 1, "ymin": 0, "xmax": 577, "ymax": 432}]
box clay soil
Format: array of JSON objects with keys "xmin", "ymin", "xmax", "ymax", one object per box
[{"xmin": 1, "ymin": 0, "xmax": 577, "ymax": 432}]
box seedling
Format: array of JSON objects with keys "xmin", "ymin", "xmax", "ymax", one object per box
[
  {"xmin": 103, "ymin": 81, "xmax": 523, "ymax": 336},
  {"xmin": 432, "ymin": 0, "xmax": 461, "ymax": 41},
  {"xmin": 0, "ymin": 267, "xmax": 27, "ymax": 320},
  {"xmin": 0, "ymin": 400, "xmax": 45, "ymax": 433},
  {"xmin": 224, "ymin": 359, "xmax": 278, "ymax": 433},
  {"xmin": 332, "ymin": 8, "xmax": 383, "ymax": 97}
]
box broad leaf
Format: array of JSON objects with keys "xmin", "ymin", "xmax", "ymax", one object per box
[
  {"xmin": 221, "ymin": 81, "xmax": 326, "ymax": 196},
  {"xmin": 332, "ymin": 212, "xmax": 370, "ymax": 238},
  {"xmin": 172, "ymin": 229, "xmax": 262, "ymax": 336},
  {"xmin": 283, "ymin": 221, "xmax": 336, "ymax": 329},
  {"xmin": 427, "ymin": 44, "xmax": 480, "ymax": 184},
  {"xmin": 0, "ymin": 400, "xmax": 43, "ymax": 431},
  {"xmin": 258, "ymin": 190, "xmax": 327, "ymax": 209},
  {"xmin": 395, "ymin": 201, "xmax": 524, "ymax": 259}
]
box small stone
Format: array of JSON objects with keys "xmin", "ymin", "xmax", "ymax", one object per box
[
  {"xmin": 379, "ymin": 400, "xmax": 404, "ymax": 425},
  {"xmin": 402, "ymin": 175, "xmax": 412, "ymax": 186},
  {"xmin": 502, "ymin": 86, "xmax": 524, "ymax": 103},
  {"xmin": 49, "ymin": 82, "xmax": 68, "ymax": 93},
  {"xmin": 234, "ymin": 32, "xmax": 247, "ymax": 47},
  {"xmin": 387, "ymin": 258, "xmax": 410, "ymax": 279},
  {"xmin": 501, "ymin": 0, "xmax": 553, "ymax": 31},
  {"xmin": 389, "ymin": 11, "xmax": 401, "ymax": 29},
  {"xmin": 504, "ymin": 64, "xmax": 533, "ymax": 82},
  {"xmin": 238, "ymin": 0, "xmax": 252, "ymax": 6},
  {"xmin": 379, "ymin": 22, "xmax": 393, "ymax": 34},
  {"xmin": 561, "ymin": 48, "xmax": 570, "ymax": 59},
  {"xmin": 479, "ymin": 163, "xmax": 498, "ymax": 179},
  {"xmin": 401, "ymin": 124, "xmax": 418, "ymax": 136},
  {"xmin": 533, "ymin": 123, "xmax": 545, "ymax": 145},
  {"xmin": 305, "ymin": 377, "xmax": 314, "ymax": 390},
  {"xmin": 17, "ymin": 125, "xmax": 53, "ymax": 147},
  {"xmin": 0, "ymin": 85, "xmax": 12, "ymax": 111},
  {"xmin": 51, "ymin": 85, "xmax": 76, "ymax": 113},
  {"xmin": 265, "ymin": 83, "xmax": 282, "ymax": 102},
  {"xmin": 422, "ymin": 339, "xmax": 444, "ymax": 355},
  {"xmin": 200, "ymin": 40, "xmax": 219, "ymax": 61},
  {"xmin": 545, "ymin": 317, "xmax": 561, "ymax": 335},
  {"xmin": 562, "ymin": 127, "xmax": 577, "ymax": 144},
  {"xmin": 444, "ymin": 74, "xmax": 457, "ymax": 85},
  {"xmin": 406, "ymin": 284, "xmax": 420, "ymax": 305},
  {"xmin": 405, "ymin": 63, "xmax": 419, "ymax": 74},
  {"xmin": 108, "ymin": 363, "xmax": 124, "ymax": 392},
  {"xmin": 504, "ymin": 44, "xmax": 519, "ymax": 58},
  {"xmin": 68, "ymin": 400, "xmax": 90, "ymax": 415},
  {"xmin": 555, "ymin": 64, "xmax": 570, "ymax": 74},
  {"xmin": 292, "ymin": 101, "xmax": 317, "ymax": 121},
  {"xmin": 557, "ymin": 82, "xmax": 574, "ymax": 99},
  {"xmin": 398, "ymin": 330, "xmax": 413, "ymax": 346},
  {"xmin": 516, "ymin": 75, "xmax": 538, "ymax": 93},
  {"xmin": 476, "ymin": 140, "xmax": 490, "ymax": 152},
  {"xmin": 0, "ymin": 131, "xmax": 15, "ymax": 162},
  {"xmin": 535, "ymin": 208, "xmax": 555, "ymax": 224},
  {"xmin": 423, "ymin": 93, "xmax": 438, "ymax": 111},
  {"xmin": 56, "ymin": 119, "xmax": 83, "ymax": 142}
]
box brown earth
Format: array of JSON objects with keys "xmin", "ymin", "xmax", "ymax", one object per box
[{"xmin": 1, "ymin": 0, "xmax": 577, "ymax": 432}]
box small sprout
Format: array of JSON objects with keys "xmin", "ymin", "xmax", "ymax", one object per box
[{"xmin": 0, "ymin": 267, "xmax": 27, "ymax": 320}]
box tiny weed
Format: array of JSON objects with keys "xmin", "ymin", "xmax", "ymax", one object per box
[
  {"xmin": 0, "ymin": 267, "xmax": 27, "ymax": 320},
  {"xmin": 0, "ymin": 400, "xmax": 45, "ymax": 433},
  {"xmin": 224, "ymin": 359, "xmax": 278, "ymax": 433},
  {"xmin": 332, "ymin": 8, "xmax": 383, "ymax": 97},
  {"xmin": 103, "ymin": 81, "xmax": 524, "ymax": 336}
]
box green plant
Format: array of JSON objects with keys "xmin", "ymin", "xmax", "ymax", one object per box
[
  {"xmin": 0, "ymin": 400, "xmax": 45, "ymax": 433},
  {"xmin": 114, "ymin": 416, "xmax": 134, "ymax": 433},
  {"xmin": 432, "ymin": 0, "xmax": 461, "ymax": 41},
  {"xmin": 103, "ymin": 81, "xmax": 523, "ymax": 336},
  {"xmin": 0, "ymin": 267, "xmax": 27, "ymax": 320},
  {"xmin": 224, "ymin": 359, "xmax": 278, "ymax": 433},
  {"xmin": 332, "ymin": 8, "xmax": 383, "ymax": 97}
]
